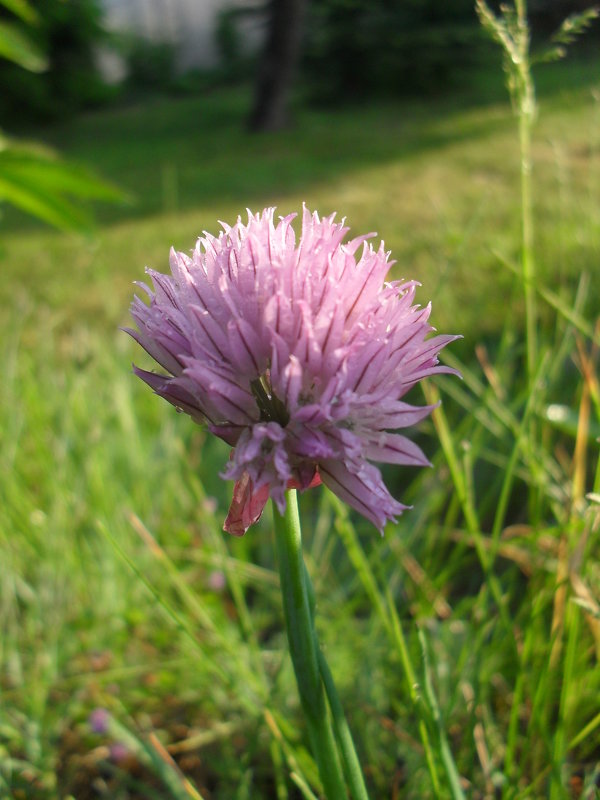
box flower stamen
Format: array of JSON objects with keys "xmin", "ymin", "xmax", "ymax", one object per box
[{"xmin": 251, "ymin": 376, "xmax": 290, "ymax": 426}]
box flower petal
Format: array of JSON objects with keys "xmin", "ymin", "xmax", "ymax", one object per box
[
  {"xmin": 319, "ymin": 459, "xmax": 407, "ymax": 532},
  {"xmin": 223, "ymin": 473, "xmax": 271, "ymax": 536},
  {"xmin": 364, "ymin": 432, "xmax": 431, "ymax": 466},
  {"xmin": 132, "ymin": 367, "xmax": 207, "ymax": 422}
]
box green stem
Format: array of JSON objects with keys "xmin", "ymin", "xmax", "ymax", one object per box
[
  {"xmin": 317, "ymin": 650, "xmax": 371, "ymax": 800},
  {"xmin": 273, "ymin": 490, "xmax": 348, "ymax": 800},
  {"xmin": 386, "ymin": 590, "xmax": 442, "ymax": 796},
  {"xmin": 300, "ymin": 562, "xmax": 370, "ymax": 800},
  {"xmin": 516, "ymin": 0, "xmax": 537, "ymax": 390},
  {"xmin": 519, "ymin": 74, "xmax": 537, "ymax": 391},
  {"xmin": 419, "ymin": 630, "xmax": 467, "ymax": 800}
]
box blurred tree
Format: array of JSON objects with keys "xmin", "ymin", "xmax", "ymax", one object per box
[
  {"xmin": 124, "ymin": 36, "xmax": 176, "ymax": 94},
  {"xmin": 216, "ymin": 4, "xmax": 263, "ymax": 83},
  {"xmin": 245, "ymin": 0, "xmax": 598, "ymax": 119},
  {"xmin": 302, "ymin": 0, "xmax": 486, "ymax": 103},
  {"xmin": 248, "ymin": 0, "xmax": 307, "ymax": 131},
  {"xmin": 0, "ymin": 0, "xmax": 123, "ymax": 232}
]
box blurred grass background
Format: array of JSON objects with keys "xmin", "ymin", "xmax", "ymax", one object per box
[
  {"xmin": 1, "ymin": 4, "xmax": 600, "ymax": 798},
  {"xmin": 3, "ymin": 54, "xmax": 598, "ymax": 340}
]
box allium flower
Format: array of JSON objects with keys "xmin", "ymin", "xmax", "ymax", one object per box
[{"xmin": 127, "ymin": 207, "xmax": 458, "ymax": 535}]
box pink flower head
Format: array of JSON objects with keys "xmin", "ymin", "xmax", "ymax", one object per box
[{"xmin": 127, "ymin": 207, "xmax": 459, "ymax": 535}]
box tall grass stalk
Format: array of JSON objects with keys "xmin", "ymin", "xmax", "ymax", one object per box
[
  {"xmin": 476, "ymin": 0, "xmax": 538, "ymax": 388},
  {"xmin": 330, "ymin": 494, "xmax": 466, "ymax": 796},
  {"xmin": 514, "ymin": 0, "xmax": 538, "ymax": 390}
]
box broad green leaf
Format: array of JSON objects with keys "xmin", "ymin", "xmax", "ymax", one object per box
[
  {"xmin": 0, "ymin": 20, "xmax": 46, "ymax": 71},
  {"xmin": 0, "ymin": 133, "xmax": 55, "ymax": 158},
  {"xmin": 0, "ymin": 150, "xmax": 126, "ymax": 203},
  {"xmin": 0, "ymin": 141, "xmax": 128, "ymax": 231},
  {"xmin": 0, "ymin": 172, "xmax": 93, "ymax": 232},
  {"xmin": 0, "ymin": 0, "xmax": 40, "ymax": 25}
]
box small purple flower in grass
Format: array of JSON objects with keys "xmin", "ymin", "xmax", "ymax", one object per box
[
  {"xmin": 207, "ymin": 570, "xmax": 227, "ymax": 591},
  {"xmin": 89, "ymin": 707, "xmax": 110, "ymax": 735},
  {"xmin": 109, "ymin": 742, "xmax": 130, "ymax": 763},
  {"xmin": 127, "ymin": 206, "xmax": 459, "ymax": 534}
]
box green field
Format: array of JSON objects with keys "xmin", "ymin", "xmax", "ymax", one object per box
[{"xmin": 1, "ymin": 54, "xmax": 599, "ymax": 799}]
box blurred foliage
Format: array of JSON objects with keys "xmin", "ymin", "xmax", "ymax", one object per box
[
  {"xmin": 301, "ymin": 0, "xmax": 488, "ymax": 102},
  {"xmin": 0, "ymin": 133, "xmax": 125, "ymax": 232},
  {"xmin": 215, "ymin": 5, "xmax": 262, "ymax": 83},
  {"xmin": 0, "ymin": 0, "xmax": 124, "ymax": 232},
  {"xmin": 122, "ymin": 35, "xmax": 177, "ymax": 94},
  {"xmin": 0, "ymin": 0, "xmax": 113, "ymax": 122},
  {"xmin": 0, "ymin": 0, "xmax": 595, "ymax": 120},
  {"xmin": 300, "ymin": 0, "xmax": 599, "ymax": 103},
  {"xmin": 0, "ymin": 0, "xmax": 46, "ymax": 73}
]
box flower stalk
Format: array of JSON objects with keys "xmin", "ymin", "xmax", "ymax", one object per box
[
  {"xmin": 302, "ymin": 550, "xmax": 370, "ymax": 800},
  {"xmin": 317, "ymin": 648, "xmax": 370, "ymax": 800},
  {"xmin": 273, "ymin": 490, "xmax": 350, "ymax": 799}
]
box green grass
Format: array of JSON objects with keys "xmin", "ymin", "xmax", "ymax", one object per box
[{"xmin": 1, "ymin": 55, "xmax": 599, "ymax": 799}]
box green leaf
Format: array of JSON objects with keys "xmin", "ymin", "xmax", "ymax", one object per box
[
  {"xmin": 0, "ymin": 20, "xmax": 46, "ymax": 71},
  {"xmin": 0, "ymin": 0, "xmax": 40, "ymax": 25},
  {"xmin": 0, "ymin": 151, "xmax": 126, "ymax": 203},
  {"xmin": 0, "ymin": 140, "xmax": 128, "ymax": 232},
  {"xmin": 0, "ymin": 172, "xmax": 93, "ymax": 232},
  {"xmin": 492, "ymin": 248, "xmax": 600, "ymax": 346}
]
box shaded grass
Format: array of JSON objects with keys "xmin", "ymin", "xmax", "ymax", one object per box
[{"xmin": 1, "ymin": 56, "xmax": 600, "ymax": 799}]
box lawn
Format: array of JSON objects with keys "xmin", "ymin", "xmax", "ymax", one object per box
[{"xmin": 0, "ymin": 53, "xmax": 599, "ymax": 799}]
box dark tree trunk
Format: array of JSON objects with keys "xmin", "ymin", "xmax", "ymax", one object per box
[{"xmin": 248, "ymin": 0, "xmax": 306, "ymax": 132}]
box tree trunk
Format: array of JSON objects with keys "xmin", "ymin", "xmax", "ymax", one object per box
[{"xmin": 248, "ymin": 0, "xmax": 306, "ymax": 132}]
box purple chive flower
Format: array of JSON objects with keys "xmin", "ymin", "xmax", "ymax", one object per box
[{"xmin": 127, "ymin": 207, "xmax": 459, "ymax": 535}]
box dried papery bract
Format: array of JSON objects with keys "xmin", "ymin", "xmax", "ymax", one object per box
[{"xmin": 127, "ymin": 206, "xmax": 459, "ymax": 534}]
